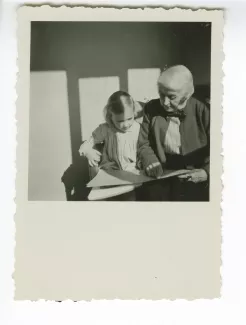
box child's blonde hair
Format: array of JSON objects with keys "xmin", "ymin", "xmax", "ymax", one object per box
[{"xmin": 103, "ymin": 91, "xmax": 142, "ymax": 126}]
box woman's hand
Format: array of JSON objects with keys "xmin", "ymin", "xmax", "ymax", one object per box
[
  {"xmin": 84, "ymin": 148, "xmax": 102, "ymax": 167},
  {"xmin": 145, "ymin": 162, "xmax": 163, "ymax": 178},
  {"xmin": 178, "ymin": 169, "xmax": 208, "ymax": 183}
]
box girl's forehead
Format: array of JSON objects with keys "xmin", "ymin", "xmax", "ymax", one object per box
[
  {"xmin": 121, "ymin": 103, "xmax": 134, "ymax": 112},
  {"xmin": 113, "ymin": 107, "xmax": 134, "ymax": 121}
]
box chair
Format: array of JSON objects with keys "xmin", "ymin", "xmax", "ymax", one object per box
[{"xmin": 61, "ymin": 155, "xmax": 91, "ymax": 201}]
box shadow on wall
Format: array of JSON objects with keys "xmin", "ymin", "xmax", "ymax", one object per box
[
  {"xmin": 30, "ymin": 21, "xmax": 211, "ymax": 163},
  {"xmin": 31, "ymin": 21, "xmax": 206, "ymax": 162}
]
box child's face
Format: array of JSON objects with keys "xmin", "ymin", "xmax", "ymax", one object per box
[{"xmin": 111, "ymin": 105, "xmax": 134, "ymax": 132}]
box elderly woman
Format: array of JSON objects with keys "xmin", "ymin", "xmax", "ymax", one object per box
[{"xmin": 137, "ymin": 65, "xmax": 210, "ymax": 201}]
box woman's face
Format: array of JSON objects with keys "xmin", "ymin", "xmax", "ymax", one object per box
[
  {"xmin": 111, "ymin": 105, "xmax": 134, "ymax": 132},
  {"xmin": 158, "ymin": 84, "xmax": 188, "ymax": 112}
]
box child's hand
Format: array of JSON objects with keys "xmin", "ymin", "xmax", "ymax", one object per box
[
  {"xmin": 145, "ymin": 162, "xmax": 163, "ymax": 178},
  {"xmin": 85, "ymin": 149, "xmax": 102, "ymax": 167}
]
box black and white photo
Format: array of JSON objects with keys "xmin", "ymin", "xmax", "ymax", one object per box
[{"xmin": 29, "ymin": 20, "xmax": 212, "ymax": 202}]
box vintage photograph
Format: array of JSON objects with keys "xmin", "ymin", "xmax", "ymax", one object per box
[
  {"xmin": 15, "ymin": 7, "xmax": 223, "ymax": 300},
  {"xmin": 29, "ymin": 20, "xmax": 212, "ymax": 202}
]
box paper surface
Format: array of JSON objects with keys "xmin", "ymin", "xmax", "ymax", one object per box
[
  {"xmin": 88, "ymin": 184, "xmax": 139, "ymax": 200},
  {"xmin": 87, "ymin": 168, "xmax": 192, "ymax": 188}
]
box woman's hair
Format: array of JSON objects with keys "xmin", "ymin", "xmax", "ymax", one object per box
[
  {"xmin": 158, "ymin": 65, "xmax": 195, "ymax": 100},
  {"xmin": 104, "ymin": 91, "xmax": 135, "ymax": 125}
]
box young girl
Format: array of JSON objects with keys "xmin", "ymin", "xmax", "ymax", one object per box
[{"xmin": 78, "ymin": 91, "xmax": 143, "ymax": 173}]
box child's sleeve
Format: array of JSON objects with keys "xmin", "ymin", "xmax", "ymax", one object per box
[
  {"xmin": 137, "ymin": 106, "xmax": 160, "ymax": 170},
  {"xmin": 91, "ymin": 124, "xmax": 108, "ymax": 143},
  {"xmin": 79, "ymin": 124, "xmax": 108, "ymax": 156}
]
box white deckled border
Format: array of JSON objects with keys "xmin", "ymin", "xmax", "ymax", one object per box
[{"xmin": 1, "ymin": 0, "xmax": 246, "ymax": 324}]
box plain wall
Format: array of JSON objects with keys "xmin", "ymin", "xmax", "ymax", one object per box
[
  {"xmin": 29, "ymin": 22, "xmax": 211, "ymax": 200},
  {"xmin": 28, "ymin": 71, "xmax": 72, "ymax": 200},
  {"xmin": 30, "ymin": 22, "xmax": 183, "ymax": 160},
  {"xmin": 172, "ymin": 22, "xmax": 211, "ymax": 85}
]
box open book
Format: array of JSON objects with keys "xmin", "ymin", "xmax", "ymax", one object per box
[{"xmin": 87, "ymin": 168, "xmax": 193, "ymax": 188}]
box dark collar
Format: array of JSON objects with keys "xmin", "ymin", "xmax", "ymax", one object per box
[{"xmin": 165, "ymin": 110, "xmax": 186, "ymax": 121}]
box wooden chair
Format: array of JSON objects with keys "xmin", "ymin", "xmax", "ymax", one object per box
[{"xmin": 61, "ymin": 155, "xmax": 91, "ymax": 201}]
